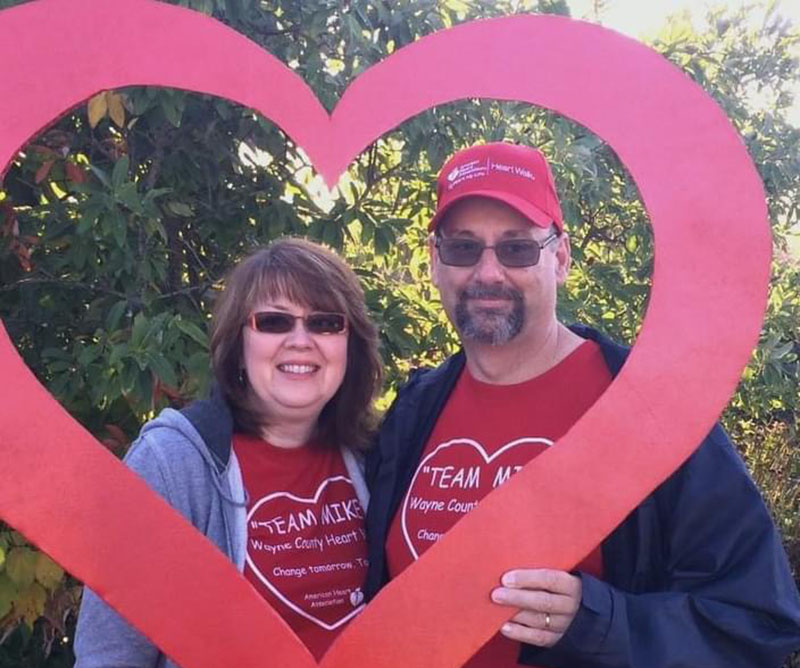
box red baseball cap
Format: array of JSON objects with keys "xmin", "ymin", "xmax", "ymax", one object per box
[{"xmin": 428, "ymin": 143, "xmax": 564, "ymax": 232}]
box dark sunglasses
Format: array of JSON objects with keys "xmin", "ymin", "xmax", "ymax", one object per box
[
  {"xmin": 435, "ymin": 233, "xmax": 559, "ymax": 268},
  {"xmin": 248, "ymin": 311, "xmax": 347, "ymax": 335}
]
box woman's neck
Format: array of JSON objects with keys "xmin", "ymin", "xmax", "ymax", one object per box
[{"xmin": 259, "ymin": 419, "xmax": 317, "ymax": 449}]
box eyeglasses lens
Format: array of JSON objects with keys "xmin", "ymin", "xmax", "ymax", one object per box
[
  {"xmin": 251, "ymin": 312, "xmax": 346, "ymax": 335},
  {"xmin": 305, "ymin": 313, "xmax": 346, "ymax": 334},
  {"xmin": 252, "ymin": 312, "xmax": 295, "ymax": 333},
  {"xmin": 438, "ymin": 238, "xmax": 541, "ymax": 267}
]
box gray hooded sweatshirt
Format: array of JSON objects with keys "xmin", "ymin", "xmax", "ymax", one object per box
[{"xmin": 73, "ymin": 403, "xmax": 368, "ymax": 668}]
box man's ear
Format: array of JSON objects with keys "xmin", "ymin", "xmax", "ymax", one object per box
[{"xmin": 554, "ymin": 232, "xmax": 572, "ymax": 285}]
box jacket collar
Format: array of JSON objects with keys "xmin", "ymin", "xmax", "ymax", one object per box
[
  {"xmin": 568, "ymin": 323, "xmax": 629, "ymax": 377},
  {"xmin": 180, "ymin": 383, "xmax": 234, "ymax": 474}
]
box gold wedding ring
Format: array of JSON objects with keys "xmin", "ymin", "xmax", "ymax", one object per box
[{"xmin": 545, "ymin": 612, "xmax": 551, "ymax": 629}]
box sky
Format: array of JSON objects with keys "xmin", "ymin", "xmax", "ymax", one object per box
[
  {"xmin": 568, "ymin": 0, "xmax": 800, "ymax": 126},
  {"xmin": 569, "ymin": 0, "xmax": 800, "ymax": 37}
]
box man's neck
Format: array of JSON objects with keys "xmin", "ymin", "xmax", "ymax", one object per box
[{"xmin": 463, "ymin": 321, "xmax": 584, "ymax": 385}]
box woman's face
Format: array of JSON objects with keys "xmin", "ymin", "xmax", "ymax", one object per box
[{"xmin": 241, "ymin": 297, "xmax": 349, "ymax": 431}]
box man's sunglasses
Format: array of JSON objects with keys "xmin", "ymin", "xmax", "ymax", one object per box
[
  {"xmin": 435, "ymin": 233, "xmax": 559, "ymax": 268},
  {"xmin": 248, "ymin": 311, "xmax": 347, "ymax": 335}
]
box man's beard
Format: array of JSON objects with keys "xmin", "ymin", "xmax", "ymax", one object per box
[{"xmin": 454, "ymin": 283, "xmax": 524, "ymax": 345}]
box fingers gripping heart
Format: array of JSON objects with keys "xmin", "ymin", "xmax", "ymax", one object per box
[
  {"xmin": 0, "ymin": 1, "xmax": 770, "ymax": 667},
  {"xmin": 493, "ymin": 570, "xmax": 582, "ymax": 648}
]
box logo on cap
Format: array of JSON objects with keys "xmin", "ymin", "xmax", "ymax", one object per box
[
  {"xmin": 446, "ymin": 158, "xmax": 537, "ymax": 192},
  {"xmin": 447, "ymin": 159, "xmax": 488, "ymax": 187}
]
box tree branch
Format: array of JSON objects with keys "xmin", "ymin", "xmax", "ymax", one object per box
[{"xmin": 0, "ymin": 277, "xmax": 126, "ymax": 299}]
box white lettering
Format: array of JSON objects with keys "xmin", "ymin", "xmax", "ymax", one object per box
[
  {"xmin": 249, "ymin": 538, "xmax": 293, "ymax": 555},
  {"xmin": 325, "ymin": 529, "xmax": 362, "ymax": 547},
  {"xmin": 308, "ymin": 561, "xmax": 354, "ymax": 574},
  {"xmin": 252, "ymin": 507, "xmax": 317, "ymax": 535},
  {"xmin": 416, "ymin": 528, "xmax": 443, "ymax": 542},
  {"xmin": 294, "ymin": 536, "xmax": 324, "ymax": 553},
  {"xmin": 428, "ymin": 465, "xmax": 480, "ymax": 489},
  {"xmin": 272, "ymin": 565, "xmax": 307, "ymax": 578},
  {"xmin": 321, "ymin": 498, "xmax": 363, "ymax": 525},
  {"xmin": 447, "ymin": 498, "xmax": 479, "ymax": 514},
  {"xmin": 409, "ymin": 496, "xmax": 446, "ymax": 514},
  {"xmin": 492, "ymin": 465, "xmax": 524, "ymax": 488}
]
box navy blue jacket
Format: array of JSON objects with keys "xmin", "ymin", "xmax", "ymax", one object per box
[{"xmin": 364, "ymin": 325, "xmax": 800, "ymax": 667}]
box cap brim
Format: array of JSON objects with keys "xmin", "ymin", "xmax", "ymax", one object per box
[{"xmin": 428, "ymin": 190, "xmax": 557, "ymax": 231}]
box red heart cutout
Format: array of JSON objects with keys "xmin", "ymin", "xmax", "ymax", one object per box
[{"xmin": 0, "ymin": 1, "xmax": 770, "ymax": 667}]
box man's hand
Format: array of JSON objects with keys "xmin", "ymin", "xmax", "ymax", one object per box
[{"xmin": 491, "ymin": 569, "xmax": 582, "ymax": 647}]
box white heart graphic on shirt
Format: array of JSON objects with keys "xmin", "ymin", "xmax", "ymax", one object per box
[
  {"xmin": 402, "ymin": 438, "xmax": 552, "ymax": 559},
  {"xmin": 245, "ymin": 475, "xmax": 366, "ymax": 631}
]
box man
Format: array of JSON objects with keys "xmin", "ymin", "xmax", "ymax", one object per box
[{"xmin": 363, "ymin": 142, "xmax": 800, "ymax": 666}]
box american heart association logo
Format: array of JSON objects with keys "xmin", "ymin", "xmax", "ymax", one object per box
[{"xmin": 0, "ymin": 1, "xmax": 770, "ymax": 666}]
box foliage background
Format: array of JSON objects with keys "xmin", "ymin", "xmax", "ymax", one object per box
[{"xmin": 0, "ymin": 0, "xmax": 798, "ymax": 665}]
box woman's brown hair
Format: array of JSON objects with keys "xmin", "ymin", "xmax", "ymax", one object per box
[{"xmin": 210, "ymin": 238, "xmax": 381, "ymax": 448}]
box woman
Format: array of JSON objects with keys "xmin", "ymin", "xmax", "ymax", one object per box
[{"xmin": 74, "ymin": 238, "xmax": 382, "ymax": 665}]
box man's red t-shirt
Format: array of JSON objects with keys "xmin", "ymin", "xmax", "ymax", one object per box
[
  {"xmin": 385, "ymin": 340, "xmax": 613, "ymax": 667},
  {"xmin": 235, "ymin": 434, "xmax": 368, "ymax": 660}
]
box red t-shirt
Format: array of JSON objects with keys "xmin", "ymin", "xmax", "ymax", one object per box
[
  {"xmin": 234, "ymin": 434, "xmax": 368, "ymax": 660},
  {"xmin": 386, "ymin": 341, "xmax": 612, "ymax": 667}
]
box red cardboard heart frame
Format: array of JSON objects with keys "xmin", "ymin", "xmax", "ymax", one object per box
[{"xmin": 0, "ymin": 1, "xmax": 770, "ymax": 667}]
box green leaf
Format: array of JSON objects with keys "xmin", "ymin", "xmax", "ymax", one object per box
[
  {"xmin": 143, "ymin": 186, "xmax": 172, "ymax": 201},
  {"xmin": 89, "ymin": 164, "xmax": 111, "ymax": 188},
  {"xmin": 134, "ymin": 368, "xmax": 153, "ymax": 406},
  {"xmin": 186, "ymin": 350, "xmax": 211, "ymax": 381},
  {"xmin": 117, "ymin": 182, "xmax": 141, "ymax": 212},
  {"xmin": 5, "ymin": 547, "xmax": 36, "ymax": 587},
  {"xmin": 110, "ymin": 210, "xmax": 128, "ymax": 248},
  {"xmin": 34, "ymin": 553, "xmax": 63, "ymax": 591},
  {"xmin": 77, "ymin": 343, "xmax": 102, "ymax": 367},
  {"xmin": 106, "ymin": 300, "xmax": 128, "ymax": 331},
  {"xmin": 41, "ymin": 347, "xmax": 71, "ymax": 361},
  {"xmin": 78, "ymin": 194, "xmax": 107, "ymax": 233},
  {"xmin": 111, "ymin": 155, "xmax": 130, "ymax": 190},
  {"xmin": 17, "ymin": 581, "xmax": 47, "ymax": 627},
  {"xmin": 76, "ymin": 214, "xmax": 95, "ymax": 235},
  {"xmin": 47, "ymin": 360, "xmax": 72, "ymax": 373},
  {"xmin": 166, "ymin": 201, "xmax": 194, "ymax": 217},
  {"xmin": 374, "ymin": 226, "xmax": 395, "ymax": 256},
  {"xmin": 0, "ymin": 574, "xmax": 16, "ymax": 619},
  {"xmin": 150, "ymin": 218, "xmax": 169, "ymax": 242},
  {"xmin": 770, "ymin": 341, "xmax": 794, "ymax": 360},
  {"xmin": 130, "ymin": 313, "xmax": 149, "ymax": 347},
  {"xmin": 161, "ymin": 97, "xmax": 183, "ymax": 127},
  {"xmin": 174, "ymin": 317, "xmax": 209, "ymax": 348},
  {"xmin": 121, "ymin": 362, "xmax": 139, "ymax": 394},
  {"xmin": 147, "ymin": 353, "xmax": 178, "ymax": 388},
  {"xmin": 108, "ymin": 342, "xmax": 129, "ymax": 367},
  {"xmin": 322, "ymin": 220, "xmax": 343, "ymax": 249}
]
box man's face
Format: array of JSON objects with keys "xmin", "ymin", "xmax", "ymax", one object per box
[{"xmin": 429, "ymin": 197, "xmax": 570, "ymax": 347}]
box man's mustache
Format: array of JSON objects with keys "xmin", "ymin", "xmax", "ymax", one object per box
[{"xmin": 461, "ymin": 283, "xmax": 522, "ymax": 301}]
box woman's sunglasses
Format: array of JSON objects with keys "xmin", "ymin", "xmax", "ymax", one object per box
[{"xmin": 248, "ymin": 311, "xmax": 347, "ymax": 335}]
